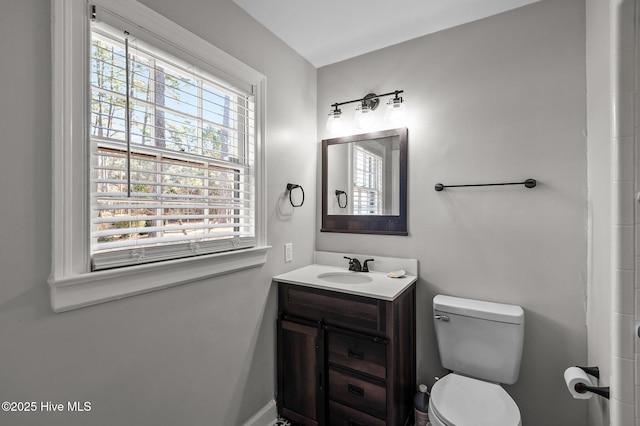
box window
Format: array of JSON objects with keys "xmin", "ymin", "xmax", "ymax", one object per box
[
  {"xmin": 90, "ymin": 26, "xmax": 256, "ymax": 270},
  {"xmin": 352, "ymin": 145, "xmax": 383, "ymax": 215},
  {"xmin": 50, "ymin": 0, "xmax": 267, "ymax": 312}
]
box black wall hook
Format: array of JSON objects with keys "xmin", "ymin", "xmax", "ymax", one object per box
[{"xmin": 286, "ymin": 183, "xmax": 304, "ymax": 207}]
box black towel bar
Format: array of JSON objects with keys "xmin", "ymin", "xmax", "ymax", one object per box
[{"xmin": 434, "ymin": 178, "xmax": 536, "ymax": 191}]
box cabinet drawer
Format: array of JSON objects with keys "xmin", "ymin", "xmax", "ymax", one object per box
[
  {"xmin": 328, "ymin": 400, "xmax": 386, "ymax": 426},
  {"xmin": 279, "ymin": 284, "xmax": 385, "ymax": 333},
  {"xmin": 328, "ymin": 368, "xmax": 386, "ymax": 419},
  {"xmin": 327, "ymin": 331, "xmax": 386, "ymax": 380}
]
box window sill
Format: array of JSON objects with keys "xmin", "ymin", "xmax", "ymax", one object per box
[{"xmin": 47, "ymin": 246, "xmax": 271, "ymax": 312}]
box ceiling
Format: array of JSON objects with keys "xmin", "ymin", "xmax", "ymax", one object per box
[{"xmin": 233, "ymin": 0, "xmax": 541, "ymax": 68}]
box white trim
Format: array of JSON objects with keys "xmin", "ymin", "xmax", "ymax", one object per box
[
  {"xmin": 51, "ymin": 0, "xmax": 91, "ymax": 279},
  {"xmin": 49, "ymin": 246, "xmax": 270, "ymax": 312},
  {"xmin": 242, "ymin": 399, "xmax": 277, "ymax": 426},
  {"xmin": 51, "ymin": 0, "xmax": 268, "ymax": 312},
  {"xmin": 254, "ymin": 77, "xmax": 268, "ymax": 246},
  {"xmin": 92, "ymin": 0, "xmax": 264, "ymax": 90}
]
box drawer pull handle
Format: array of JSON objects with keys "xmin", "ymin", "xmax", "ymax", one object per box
[
  {"xmin": 348, "ymin": 420, "xmax": 364, "ymax": 426},
  {"xmin": 348, "ymin": 384, "xmax": 365, "ymax": 397},
  {"xmin": 348, "ymin": 348, "xmax": 364, "ymax": 359}
]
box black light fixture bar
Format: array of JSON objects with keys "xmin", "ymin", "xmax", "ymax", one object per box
[{"xmin": 331, "ymin": 90, "xmax": 404, "ymax": 109}]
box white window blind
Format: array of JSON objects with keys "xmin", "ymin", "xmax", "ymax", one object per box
[
  {"xmin": 90, "ymin": 24, "xmax": 256, "ymax": 270},
  {"xmin": 352, "ymin": 146, "xmax": 383, "ymax": 215}
]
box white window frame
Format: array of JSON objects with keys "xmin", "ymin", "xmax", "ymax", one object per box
[
  {"xmin": 352, "ymin": 145, "xmax": 383, "ymax": 215},
  {"xmin": 50, "ymin": 0, "xmax": 268, "ymax": 312}
]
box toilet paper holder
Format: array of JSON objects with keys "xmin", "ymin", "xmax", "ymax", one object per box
[{"xmin": 575, "ymin": 366, "xmax": 610, "ymax": 400}]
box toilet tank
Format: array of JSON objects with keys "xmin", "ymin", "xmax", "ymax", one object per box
[{"xmin": 433, "ymin": 295, "xmax": 525, "ymax": 385}]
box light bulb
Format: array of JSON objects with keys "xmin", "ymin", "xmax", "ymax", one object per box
[
  {"xmin": 326, "ymin": 108, "xmax": 343, "ymax": 133},
  {"xmin": 355, "ymin": 104, "xmax": 375, "ymax": 130},
  {"xmin": 384, "ymin": 97, "xmax": 406, "ymax": 126}
]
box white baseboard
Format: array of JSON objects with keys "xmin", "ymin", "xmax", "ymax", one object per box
[{"xmin": 243, "ymin": 399, "xmax": 277, "ymax": 426}]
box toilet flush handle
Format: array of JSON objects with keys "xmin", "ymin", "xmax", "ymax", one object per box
[{"xmin": 434, "ymin": 314, "xmax": 450, "ymax": 322}]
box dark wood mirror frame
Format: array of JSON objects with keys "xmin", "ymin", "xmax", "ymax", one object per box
[{"xmin": 321, "ymin": 127, "xmax": 408, "ymax": 235}]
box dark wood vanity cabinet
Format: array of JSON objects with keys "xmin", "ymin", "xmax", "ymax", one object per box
[
  {"xmin": 277, "ymin": 317, "xmax": 324, "ymax": 425},
  {"xmin": 276, "ymin": 282, "xmax": 416, "ymax": 426}
]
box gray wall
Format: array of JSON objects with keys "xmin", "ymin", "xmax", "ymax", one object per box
[
  {"xmin": 0, "ymin": 0, "xmax": 598, "ymax": 425},
  {"xmin": 317, "ymin": 0, "xmax": 588, "ymax": 424},
  {"xmin": 586, "ymin": 0, "xmax": 612, "ymax": 424},
  {"xmin": 0, "ymin": 0, "xmax": 316, "ymax": 425}
]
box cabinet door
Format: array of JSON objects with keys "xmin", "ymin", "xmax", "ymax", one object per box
[{"xmin": 277, "ymin": 317, "xmax": 324, "ymax": 426}]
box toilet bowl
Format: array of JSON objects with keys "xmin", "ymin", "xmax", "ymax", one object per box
[
  {"xmin": 428, "ymin": 373, "xmax": 521, "ymax": 426},
  {"xmin": 431, "ymin": 295, "xmax": 525, "ymax": 426}
]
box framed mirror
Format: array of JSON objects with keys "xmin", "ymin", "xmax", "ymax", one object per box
[{"xmin": 321, "ymin": 127, "xmax": 407, "ymax": 235}]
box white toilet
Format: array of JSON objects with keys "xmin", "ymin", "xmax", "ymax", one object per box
[{"xmin": 429, "ymin": 294, "xmax": 525, "ymax": 426}]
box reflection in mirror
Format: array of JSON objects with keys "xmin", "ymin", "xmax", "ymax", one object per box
[
  {"xmin": 327, "ymin": 137, "xmax": 400, "ymax": 215},
  {"xmin": 322, "ymin": 128, "xmax": 407, "ymax": 235}
]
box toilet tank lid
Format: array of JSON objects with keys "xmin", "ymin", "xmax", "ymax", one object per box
[{"xmin": 433, "ymin": 295, "xmax": 524, "ymax": 325}]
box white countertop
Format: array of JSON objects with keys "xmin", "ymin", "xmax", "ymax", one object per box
[{"xmin": 273, "ymin": 264, "xmax": 417, "ymax": 301}]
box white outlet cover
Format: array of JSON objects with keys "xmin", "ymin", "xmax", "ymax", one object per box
[{"xmin": 285, "ymin": 243, "xmax": 293, "ymax": 262}]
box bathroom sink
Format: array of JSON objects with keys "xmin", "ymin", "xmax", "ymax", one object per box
[
  {"xmin": 317, "ymin": 271, "xmax": 373, "ymax": 284},
  {"xmin": 274, "ymin": 259, "xmax": 418, "ymax": 301}
]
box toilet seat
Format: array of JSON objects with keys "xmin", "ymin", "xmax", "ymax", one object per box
[{"xmin": 429, "ymin": 373, "xmax": 521, "ymax": 426}]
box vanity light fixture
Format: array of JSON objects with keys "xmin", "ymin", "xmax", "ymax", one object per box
[
  {"xmin": 326, "ymin": 90, "xmax": 405, "ymax": 133},
  {"xmin": 326, "ymin": 105, "xmax": 344, "ymax": 133},
  {"xmin": 384, "ymin": 91, "xmax": 406, "ymax": 126},
  {"xmin": 355, "ymin": 102, "xmax": 375, "ymax": 130}
]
